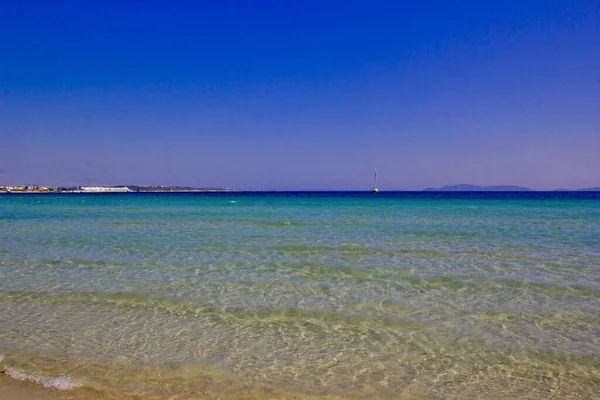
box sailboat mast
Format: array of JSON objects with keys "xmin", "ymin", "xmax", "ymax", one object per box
[
  {"xmin": 374, "ymin": 169, "xmax": 377, "ymax": 188},
  {"xmin": 371, "ymin": 168, "xmax": 379, "ymax": 193}
]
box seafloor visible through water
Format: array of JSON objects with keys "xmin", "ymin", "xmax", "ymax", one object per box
[{"xmin": 0, "ymin": 192, "xmax": 599, "ymax": 399}]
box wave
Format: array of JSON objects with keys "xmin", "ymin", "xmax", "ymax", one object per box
[
  {"xmin": 0, "ymin": 289, "xmax": 421, "ymax": 332},
  {"xmin": 106, "ymin": 221, "xmax": 152, "ymax": 226},
  {"xmin": 390, "ymin": 274, "xmax": 600, "ymax": 297},
  {"xmin": 3, "ymin": 367, "xmax": 83, "ymax": 390},
  {"xmin": 396, "ymin": 230, "xmax": 483, "ymax": 238},
  {"xmin": 0, "ymin": 257, "xmax": 129, "ymax": 270},
  {"xmin": 270, "ymin": 243, "xmax": 380, "ymax": 254},
  {"xmin": 1, "ymin": 355, "xmax": 82, "ymax": 390},
  {"xmin": 268, "ymin": 244, "xmax": 551, "ymax": 261}
]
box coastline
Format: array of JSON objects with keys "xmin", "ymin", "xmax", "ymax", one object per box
[
  {"xmin": 0, "ymin": 370, "xmax": 364, "ymax": 400},
  {"xmin": 0, "ymin": 373, "xmax": 105, "ymax": 400},
  {"xmin": 0, "ymin": 190, "xmax": 240, "ymax": 194},
  {"xmin": 0, "ymin": 356, "xmax": 359, "ymax": 400}
]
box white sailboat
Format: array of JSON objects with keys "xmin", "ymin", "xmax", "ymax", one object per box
[{"xmin": 371, "ymin": 169, "xmax": 379, "ymax": 193}]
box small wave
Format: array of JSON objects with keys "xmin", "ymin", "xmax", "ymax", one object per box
[{"xmin": 2, "ymin": 365, "xmax": 83, "ymax": 390}]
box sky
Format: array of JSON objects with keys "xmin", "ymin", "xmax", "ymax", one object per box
[{"xmin": 1, "ymin": 0, "xmax": 599, "ymax": 190}]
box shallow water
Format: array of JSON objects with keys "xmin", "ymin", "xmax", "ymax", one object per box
[{"xmin": 1, "ymin": 192, "xmax": 599, "ymax": 399}]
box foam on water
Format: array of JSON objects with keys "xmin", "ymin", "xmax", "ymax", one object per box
[
  {"xmin": 3, "ymin": 366, "xmax": 83, "ymax": 390},
  {"xmin": 1, "ymin": 354, "xmax": 83, "ymax": 391}
]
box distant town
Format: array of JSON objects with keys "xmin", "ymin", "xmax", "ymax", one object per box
[{"xmin": 0, "ymin": 185, "xmax": 237, "ymax": 193}]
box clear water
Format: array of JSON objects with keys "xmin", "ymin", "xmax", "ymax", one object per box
[{"xmin": 1, "ymin": 192, "xmax": 599, "ymax": 399}]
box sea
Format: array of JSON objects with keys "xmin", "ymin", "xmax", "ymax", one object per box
[{"xmin": 0, "ymin": 192, "xmax": 599, "ymax": 399}]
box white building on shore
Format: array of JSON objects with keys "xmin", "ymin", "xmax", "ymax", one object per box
[{"xmin": 80, "ymin": 186, "xmax": 132, "ymax": 192}]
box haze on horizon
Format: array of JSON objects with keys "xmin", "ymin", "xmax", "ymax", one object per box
[{"xmin": 1, "ymin": 1, "xmax": 598, "ymax": 191}]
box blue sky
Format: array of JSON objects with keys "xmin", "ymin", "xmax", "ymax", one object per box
[{"xmin": 1, "ymin": 0, "xmax": 598, "ymax": 190}]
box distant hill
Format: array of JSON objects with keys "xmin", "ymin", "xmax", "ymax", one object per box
[
  {"xmin": 422, "ymin": 184, "xmax": 532, "ymax": 192},
  {"xmin": 578, "ymin": 187, "xmax": 600, "ymax": 191}
]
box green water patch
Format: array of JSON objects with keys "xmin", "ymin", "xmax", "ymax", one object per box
[
  {"xmin": 0, "ymin": 257, "xmax": 131, "ymax": 270},
  {"xmin": 286, "ymin": 262, "xmax": 412, "ymax": 283},
  {"xmin": 396, "ymin": 230, "xmax": 484, "ymax": 238},
  {"xmin": 0, "ymin": 257, "xmax": 401, "ymax": 284},
  {"xmin": 240, "ymin": 219, "xmax": 307, "ymax": 227},
  {"xmin": 256, "ymin": 261, "xmax": 380, "ymax": 280},
  {"xmin": 296, "ymin": 263, "xmax": 394, "ymax": 280},
  {"xmin": 270, "ymin": 243, "xmax": 383, "ymax": 255},
  {"xmin": 462, "ymin": 250, "xmax": 541, "ymax": 261},
  {"xmin": 343, "ymin": 298, "xmax": 420, "ymax": 317},
  {"xmin": 562, "ymin": 253, "xmax": 600, "ymax": 260},
  {"xmin": 472, "ymin": 310, "xmax": 600, "ymax": 333},
  {"xmin": 492, "ymin": 242, "xmax": 536, "ymax": 250},
  {"xmin": 243, "ymin": 305, "xmax": 423, "ymax": 334},
  {"xmin": 195, "ymin": 260, "xmax": 414, "ymax": 281},
  {"xmin": 198, "ymin": 279, "xmax": 341, "ymax": 299},
  {"xmin": 497, "ymin": 278, "xmax": 600, "ymax": 297},
  {"xmin": 166, "ymin": 261, "xmax": 413, "ymax": 286},
  {"xmin": 538, "ymin": 261, "xmax": 596, "ymax": 272},
  {"xmin": 391, "ymin": 274, "xmax": 600, "ymax": 298},
  {"xmin": 395, "ymin": 248, "xmax": 452, "ymax": 257},
  {"xmin": 105, "ymin": 221, "xmax": 153, "ymax": 226},
  {"xmin": 191, "ymin": 217, "xmax": 229, "ymax": 223},
  {"xmin": 268, "ymin": 244, "xmax": 548, "ymax": 263},
  {"xmin": 0, "ymin": 289, "xmax": 424, "ymax": 336},
  {"xmin": 3, "ymin": 255, "xmax": 597, "ymax": 301},
  {"xmin": 191, "ymin": 217, "xmax": 309, "ymax": 227}
]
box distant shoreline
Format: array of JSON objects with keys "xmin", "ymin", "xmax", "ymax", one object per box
[
  {"xmin": 0, "ymin": 186, "xmax": 239, "ymax": 194},
  {"xmin": 2, "ymin": 190, "xmax": 600, "ymax": 194},
  {"xmin": 2, "ymin": 184, "xmax": 600, "ymax": 193},
  {"xmin": 0, "ymin": 190, "xmax": 240, "ymax": 194}
]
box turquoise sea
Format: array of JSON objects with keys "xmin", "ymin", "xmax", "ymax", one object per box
[{"xmin": 1, "ymin": 192, "xmax": 599, "ymax": 399}]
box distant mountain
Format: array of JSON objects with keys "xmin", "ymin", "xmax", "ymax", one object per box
[
  {"xmin": 422, "ymin": 184, "xmax": 532, "ymax": 192},
  {"xmin": 577, "ymin": 187, "xmax": 600, "ymax": 191}
]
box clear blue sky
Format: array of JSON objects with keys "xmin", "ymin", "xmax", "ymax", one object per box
[{"xmin": 1, "ymin": 0, "xmax": 598, "ymax": 190}]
